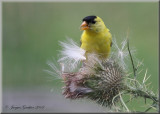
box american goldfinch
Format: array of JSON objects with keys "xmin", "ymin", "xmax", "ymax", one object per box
[{"xmin": 80, "ymin": 16, "xmax": 112, "ymax": 60}]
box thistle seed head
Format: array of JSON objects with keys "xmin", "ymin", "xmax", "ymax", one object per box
[{"xmin": 62, "ymin": 57, "xmax": 125, "ymax": 107}]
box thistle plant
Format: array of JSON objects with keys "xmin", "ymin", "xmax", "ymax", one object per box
[{"xmin": 46, "ymin": 37, "xmax": 159, "ymax": 112}]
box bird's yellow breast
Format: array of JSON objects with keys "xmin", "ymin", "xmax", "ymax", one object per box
[{"xmin": 80, "ymin": 29, "xmax": 112, "ymax": 59}]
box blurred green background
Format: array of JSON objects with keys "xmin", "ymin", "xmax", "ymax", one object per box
[{"xmin": 2, "ymin": 2, "xmax": 158, "ymax": 112}]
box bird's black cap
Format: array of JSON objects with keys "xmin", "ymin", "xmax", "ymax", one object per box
[{"xmin": 82, "ymin": 15, "xmax": 97, "ymax": 24}]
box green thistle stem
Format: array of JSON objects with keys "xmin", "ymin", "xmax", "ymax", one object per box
[{"xmin": 123, "ymin": 85, "xmax": 158, "ymax": 105}]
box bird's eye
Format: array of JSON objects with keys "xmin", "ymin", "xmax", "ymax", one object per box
[{"xmin": 91, "ymin": 20, "xmax": 96, "ymax": 24}]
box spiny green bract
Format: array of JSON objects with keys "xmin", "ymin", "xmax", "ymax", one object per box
[{"xmin": 62, "ymin": 58, "xmax": 125, "ymax": 107}]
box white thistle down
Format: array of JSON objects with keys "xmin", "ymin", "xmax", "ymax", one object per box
[
  {"xmin": 47, "ymin": 37, "xmax": 135, "ymax": 74},
  {"xmin": 44, "ymin": 58, "xmax": 62, "ymax": 80},
  {"xmin": 58, "ymin": 38, "xmax": 86, "ymax": 72},
  {"xmin": 111, "ymin": 37, "xmax": 135, "ymax": 70}
]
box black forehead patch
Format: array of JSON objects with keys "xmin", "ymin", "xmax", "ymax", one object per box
[{"xmin": 82, "ymin": 16, "xmax": 97, "ymax": 24}]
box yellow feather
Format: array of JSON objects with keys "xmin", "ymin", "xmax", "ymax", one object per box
[{"xmin": 80, "ymin": 16, "xmax": 112, "ymax": 59}]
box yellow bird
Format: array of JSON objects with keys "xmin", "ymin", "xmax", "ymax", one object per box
[{"xmin": 80, "ymin": 16, "xmax": 112, "ymax": 60}]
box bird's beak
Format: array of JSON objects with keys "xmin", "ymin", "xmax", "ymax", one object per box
[{"xmin": 80, "ymin": 21, "xmax": 89, "ymax": 30}]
